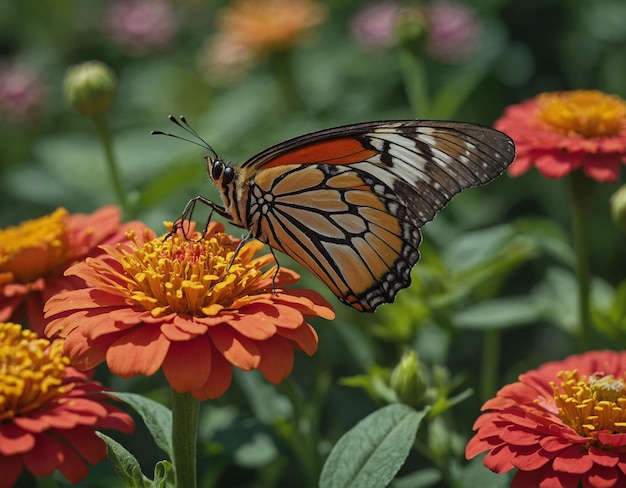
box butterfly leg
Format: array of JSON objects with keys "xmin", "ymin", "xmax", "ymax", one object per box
[
  {"xmin": 168, "ymin": 195, "xmax": 230, "ymax": 240},
  {"xmin": 266, "ymin": 246, "xmax": 281, "ymax": 295}
]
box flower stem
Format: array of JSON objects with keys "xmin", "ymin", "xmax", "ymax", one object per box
[
  {"xmin": 567, "ymin": 171, "xmax": 596, "ymax": 351},
  {"xmin": 92, "ymin": 114, "xmax": 129, "ymax": 216},
  {"xmin": 171, "ymin": 389, "xmax": 200, "ymax": 488},
  {"xmin": 397, "ymin": 42, "xmax": 430, "ymax": 118},
  {"xmin": 480, "ymin": 329, "xmax": 500, "ymax": 402}
]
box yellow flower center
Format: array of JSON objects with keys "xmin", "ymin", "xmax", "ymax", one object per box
[
  {"xmin": 107, "ymin": 229, "xmax": 275, "ymax": 317},
  {"xmin": 551, "ymin": 369, "xmax": 626, "ymax": 438},
  {"xmin": 536, "ymin": 90, "xmax": 626, "ymax": 138},
  {"xmin": 0, "ymin": 208, "xmax": 69, "ymax": 284},
  {"xmin": 0, "ymin": 322, "xmax": 70, "ymax": 421}
]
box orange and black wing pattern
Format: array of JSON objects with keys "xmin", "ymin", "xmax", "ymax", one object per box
[{"xmin": 240, "ymin": 121, "xmax": 515, "ymax": 312}]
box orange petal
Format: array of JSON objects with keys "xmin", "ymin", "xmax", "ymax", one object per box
[
  {"xmin": 106, "ymin": 326, "xmax": 169, "ymax": 377},
  {"xmin": 64, "ymin": 331, "xmax": 115, "ymax": 370},
  {"xmin": 226, "ymin": 312, "xmax": 278, "ymax": 340},
  {"xmin": 275, "ymin": 290, "xmax": 335, "ymax": 319},
  {"xmin": 163, "ymin": 336, "xmax": 212, "ymax": 392},
  {"xmin": 0, "ymin": 424, "xmax": 34, "ymax": 455},
  {"xmin": 257, "ymin": 336, "xmax": 294, "ymax": 384},
  {"xmin": 278, "ymin": 322, "xmax": 318, "ymax": 356},
  {"xmin": 194, "ymin": 346, "xmax": 233, "ymax": 400},
  {"xmin": 23, "ymin": 433, "xmax": 62, "ymax": 477},
  {"xmin": 210, "ymin": 326, "xmax": 260, "ymax": 370}
]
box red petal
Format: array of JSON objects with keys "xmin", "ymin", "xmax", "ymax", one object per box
[
  {"xmin": 589, "ymin": 446, "xmax": 620, "ymax": 468},
  {"xmin": 551, "ymin": 445, "xmax": 593, "ymax": 474},
  {"xmin": 582, "ymin": 154, "xmax": 621, "ymax": 183},
  {"xmin": 55, "ymin": 437, "xmax": 90, "ymax": 484},
  {"xmin": 257, "ymin": 336, "xmax": 294, "ymax": 384},
  {"xmin": 22, "ymin": 432, "xmax": 63, "ymax": 477},
  {"xmin": 53, "ymin": 426, "xmax": 107, "ymax": 465},
  {"xmin": 277, "ymin": 322, "xmax": 318, "ymax": 355},
  {"xmin": 163, "ymin": 336, "xmax": 212, "ymax": 392},
  {"xmin": 483, "ymin": 443, "xmax": 516, "ymax": 473},
  {"xmin": 0, "ymin": 424, "xmax": 34, "ymax": 455},
  {"xmin": 0, "ymin": 454, "xmax": 22, "ymax": 488},
  {"xmin": 194, "ymin": 345, "xmax": 233, "ymax": 400},
  {"xmin": 106, "ymin": 325, "xmax": 169, "ymax": 377},
  {"xmin": 210, "ymin": 326, "xmax": 260, "ymax": 370},
  {"xmin": 583, "ymin": 465, "xmax": 620, "ymax": 488}
]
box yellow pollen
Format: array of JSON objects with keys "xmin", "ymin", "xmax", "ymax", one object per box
[
  {"xmin": 536, "ymin": 90, "xmax": 626, "ymax": 138},
  {"xmin": 550, "ymin": 369, "xmax": 626, "ymax": 439},
  {"xmin": 107, "ymin": 229, "xmax": 276, "ymax": 317},
  {"xmin": 0, "ymin": 208, "xmax": 69, "ymax": 284},
  {"xmin": 0, "ymin": 322, "xmax": 71, "ymax": 421}
]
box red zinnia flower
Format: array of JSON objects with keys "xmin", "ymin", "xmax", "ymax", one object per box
[
  {"xmin": 0, "ymin": 322, "xmax": 134, "ymax": 488},
  {"xmin": 44, "ymin": 222, "xmax": 334, "ymax": 400},
  {"xmin": 0, "ymin": 206, "xmax": 145, "ymax": 335},
  {"xmin": 495, "ymin": 90, "xmax": 626, "ymax": 182},
  {"xmin": 466, "ymin": 350, "xmax": 626, "ymax": 488}
]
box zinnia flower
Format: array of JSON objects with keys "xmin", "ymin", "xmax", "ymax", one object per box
[
  {"xmin": 0, "ymin": 206, "xmax": 145, "ymax": 335},
  {"xmin": 44, "ymin": 222, "xmax": 334, "ymax": 400},
  {"xmin": 466, "ymin": 350, "xmax": 626, "ymax": 488},
  {"xmin": 0, "ymin": 62, "xmax": 46, "ymax": 124},
  {"xmin": 425, "ymin": 0, "xmax": 481, "ymax": 63},
  {"xmin": 350, "ymin": 2, "xmax": 406, "ymax": 49},
  {"xmin": 103, "ymin": 0, "xmax": 179, "ymax": 55},
  {"xmin": 495, "ymin": 90, "xmax": 626, "ymax": 182},
  {"xmin": 0, "ymin": 322, "xmax": 134, "ymax": 488},
  {"xmin": 198, "ymin": 0, "xmax": 327, "ymax": 85}
]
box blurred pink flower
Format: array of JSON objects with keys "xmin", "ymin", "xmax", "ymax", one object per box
[
  {"xmin": 350, "ymin": 2, "xmax": 405, "ymax": 49},
  {"xmin": 0, "ymin": 62, "xmax": 46, "ymax": 124},
  {"xmin": 426, "ymin": 0, "xmax": 481, "ymax": 63},
  {"xmin": 102, "ymin": 0, "xmax": 179, "ymax": 55}
]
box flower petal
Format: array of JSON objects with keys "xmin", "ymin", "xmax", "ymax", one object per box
[
  {"xmin": 163, "ymin": 336, "xmax": 212, "ymax": 392},
  {"xmin": 257, "ymin": 336, "xmax": 294, "ymax": 384},
  {"xmin": 210, "ymin": 325, "xmax": 260, "ymax": 370},
  {"xmin": 106, "ymin": 325, "xmax": 170, "ymax": 377}
]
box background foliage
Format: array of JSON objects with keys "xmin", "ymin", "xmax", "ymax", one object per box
[{"xmin": 1, "ymin": 0, "xmax": 625, "ymax": 487}]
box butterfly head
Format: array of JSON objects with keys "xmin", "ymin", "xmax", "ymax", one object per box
[{"xmin": 207, "ymin": 157, "xmax": 235, "ymax": 188}]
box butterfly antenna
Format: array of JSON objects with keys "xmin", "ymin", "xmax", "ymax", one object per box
[{"xmin": 151, "ymin": 115, "xmax": 219, "ymax": 159}]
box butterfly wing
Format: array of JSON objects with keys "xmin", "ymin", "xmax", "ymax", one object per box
[{"xmin": 240, "ymin": 121, "xmax": 515, "ymax": 312}]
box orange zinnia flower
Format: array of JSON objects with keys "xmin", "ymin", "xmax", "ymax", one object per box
[
  {"xmin": 0, "ymin": 322, "xmax": 134, "ymax": 488},
  {"xmin": 466, "ymin": 350, "xmax": 626, "ymax": 488},
  {"xmin": 495, "ymin": 90, "xmax": 626, "ymax": 182},
  {"xmin": 0, "ymin": 206, "xmax": 145, "ymax": 335},
  {"xmin": 198, "ymin": 0, "xmax": 327, "ymax": 85},
  {"xmin": 44, "ymin": 222, "xmax": 334, "ymax": 400}
]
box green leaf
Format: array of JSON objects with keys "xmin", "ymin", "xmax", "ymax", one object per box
[
  {"xmin": 319, "ymin": 404, "xmax": 428, "ymax": 488},
  {"xmin": 453, "ymin": 296, "xmax": 542, "ymax": 330},
  {"xmin": 109, "ymin": 392, "xmax": 173, "ymax": 459},
  {"xmin": 151, "ymin": 460, "xmax": 174, "ymax": 488},
  {"xmin": 97, "ymin": 432, "xmax": 150, "ymax": 488}
]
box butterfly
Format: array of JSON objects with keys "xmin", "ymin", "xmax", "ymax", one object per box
[{"xmin": 154, "ymin": 117, "xmax": 515, "ymax": 312}]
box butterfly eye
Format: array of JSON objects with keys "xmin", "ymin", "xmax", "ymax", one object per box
[
  {"xmin": 210, "ymin": 159, "xmax": 223, "ymax": 181},
  {"xmin": 223, "ymin": 166, "xmax": 235, "ymax": 185}
]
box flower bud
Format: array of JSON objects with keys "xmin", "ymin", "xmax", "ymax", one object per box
[
  {"xmin": 390, "ymin": 351, "xmax": 428, "ymax": 407},
  {"xmin": 611, "ymin": 184, "xmax": 626, "ymax": 231},
  {"xmin": 395, "ymin": 8, "xmax": 428, "ymax": 51},
  {"xmin": 64, "ymin": 60, "xmax": 117, "ymax": 116}
]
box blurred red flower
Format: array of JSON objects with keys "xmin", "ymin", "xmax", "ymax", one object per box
[
  {"xmin": 467, "ymin": 350, "xmax": 626, "ymax": 488},
  {"xmin": 0, "ymin": 206, "xmax": 145, "ymax": 335},
  {"xmin": 45, "ymin": 222, "xmax": 334, "ymax": 400},
  {"xmin": 495, "ymin": 90, "xmax": 626, "ymax": 182},
  {"xmin": 0, "ymin": 322, "xmax": 134, "ymax": 488}
]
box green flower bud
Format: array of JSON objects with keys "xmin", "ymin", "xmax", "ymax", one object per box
[
  {"xmin": 390, "ymin": 351, "xmax": 428, "ymax": 407},
  {"xmin": 611, "ymin": 184, "xmax": 626, "ymax": 231},
  {"xmin": 395, "ymin": 8, "xmax": 427, "ymax": 51},
  {"xmin": 64, "ymin": 60, "xmax": 117, "ymax": 116}
]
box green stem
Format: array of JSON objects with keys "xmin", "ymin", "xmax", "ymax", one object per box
[
  {"xmin": 271, "ymin": 50, "xmax": 303, "ymax": 112},
  {"xmin": 480, "ymin": 328, "xmax": 500, "ymax": 402},
  {"xmin": 567, "ymin": 171, "xmax": 596, "ymax": 351},
  {"xmin": 93, "ymin": 114, "xmax": 128, "ymax": 215},
  {"xmin": 397, "ymin": 42, "xmax": 430, "ymax": 118},
  {"xmin": 171, "ymin": 389, "xmax": 200, "ymax": 488}
]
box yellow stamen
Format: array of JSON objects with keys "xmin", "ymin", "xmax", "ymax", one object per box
[
  {"xmin": 550, "ymin": 369, "xmax": 626, "ymax": 439},
  {"xmin": 0, "ymin": 323, "xmax": 70, "ymax": 421},
  {"xmin": 103, "ymin": 229, "xmax": 276, "ymax": 317},
  {"xmin": 0, "ymin": 208, "xmax": 69, "ymax": 283},
  {"xmin": 536, "ymin": 90, "xmax": 626, "ymax": 138}
]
